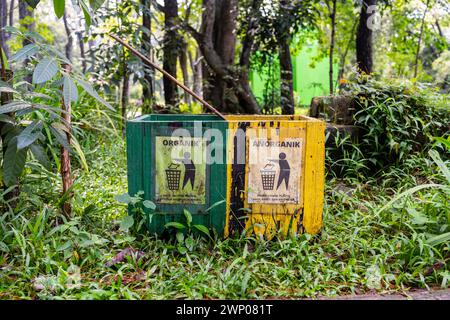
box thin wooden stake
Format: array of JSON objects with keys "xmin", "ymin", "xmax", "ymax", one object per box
[
  {"xmin": 109, "ymin": 34, "xmax": 226, "ymax": 120},
  {"xmin": 61, "ymin": 63, "xmax": 73, "ymax": 218}
]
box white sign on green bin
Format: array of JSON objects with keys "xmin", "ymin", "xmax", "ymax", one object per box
[{"xmin": 154, "ymin": 136, "xmax": 207, "ymax": 204}]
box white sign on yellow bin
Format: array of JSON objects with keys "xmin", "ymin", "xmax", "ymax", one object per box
[{"xmin": 247, "ymin": 137, "xmax": 303, "ymax": 204}]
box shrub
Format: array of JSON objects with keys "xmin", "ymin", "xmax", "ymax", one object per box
[{"xmin": 328, "ymin": 76, "xmax": 450, "ymax": 178}]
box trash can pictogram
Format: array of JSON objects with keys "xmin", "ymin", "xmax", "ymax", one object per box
[
  {"xmin": 165, "ymin": 163, "xmax": 181, "ymax": 191},
  {"xmin": 260, "ymin": 164, "xmax": 276, "ymax": 190}
]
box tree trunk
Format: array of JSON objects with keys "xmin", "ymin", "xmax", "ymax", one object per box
[
  {"xmin": 121, "ymin": 67, "xmax": 130, "ymax": 133},
  {"xmin": 19, "ymin": 0, "xmax": 35, "ymax": 46},
  {"xmin": 179, "ymin": 40, "xmax": 191, "ymax": 105},
  {"xmin": 77, "ymin": 31, "xmax": 87, "ymax": 73},
  {"xmin": 188, "ymin": 0, "xmax": 261, "ymax": 114},
  {"xmin": 141, "ymin": 0, "xmax": 154, "ymax": 114},
  {"xmin": 0, "ymin": 0, "xmax": 9, "ymax": 58},
  {"xmin": 279, "ymin": 40, "xmax": 295, "ymax": 115},
  {"xmin": 60, "ymin": 64, "xmax": 73, "ymax": 218},
  {"xmin": 63, "ymin": 12, "xmax": 73, "ymax": 62},
  {"xmin": 163, "ymin": 0, "xmax": 179, "ymax": 108},
  {"xmin": 337, "ymin": 19, "xmax": 357, "ymax": 90},
  {"xmin": 189, "ymin": 48, "xmax": 203, "ymax": 98},
  {"xmin": 413, "ymin": 0, "xmax": 430, "ymax": 78},
  {"xmin": 435, "ymin": 20, "xmax": 443, "ymax": 38},
  {"xmin": 0, "ymin": 67, "xmax": 19, "ymax": 208},
  {"xmin": 356, "ymin": 0, "xmax": 376, "ymax": 74},
  {"xmin": 329, "ymin": 0, "xmax": 337, "ymax": 95},
  {"xmin": 203, "ymin": 0, "xmax": 238, "ymax": 112},
  {"xmin": 88, "ymin": 40, "xmax": 96, "ymax": 66},
  {"xmin": 19, "ymin": 0, "xmax": 34, "ymax": 83},
  {"xmin": 9, "ymin": 0, "xmax": 14, "ymax": 27}
]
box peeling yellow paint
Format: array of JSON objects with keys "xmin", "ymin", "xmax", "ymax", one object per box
[{"xmin": 225, "ymin": 115, "xmax": 325, "ymax": 239}]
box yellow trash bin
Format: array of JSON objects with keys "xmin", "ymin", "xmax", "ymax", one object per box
[{"xmin": 224, "ymin": 115, "xmax": 325, "ymax": 239}]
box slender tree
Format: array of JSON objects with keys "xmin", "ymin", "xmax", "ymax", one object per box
[
  {"xmin": 328, "ymin": 0, "xmax": 337, "ymax": 94},
  {"xmin": 186, "ymin": 0, "xmax": 261, "ymax": 113},
  {"xmin": 19, "ymin": 0, "xmax": 35, "ymax": 46},
  {"xmin": 179, "ymin": 39, "xmax": 191, "ymax": 105},
  {"xmin": 162, "ymin": 0, "xmax": 180, "ymax": 107},
  {"xmin": 19, "ymin": 0, "xmax": 35, "ymax": 85},
  {"xmin": 60, "ymin": 64, "xmax": 74, "ymax": 218},
  {"xmin": 63, "ymin": 12, "xmax": 73, "ymax": 62},
  {"xmin": 76, "ymin": 31, "xmax": 87, "ymax": 73},
  {"xmin": 9, "ymin": 0, "xmax": 14, "ymax": 27},
  {"xmin": 413, "ymin": 0, "xmax": 431, "ymax": 78},
  {"xmin": 0, "ymin": 0, "xmax": 8, "ymax": 58},
  {"xmin": 141, "ymin": 0, "xmax": 154, "ymax": 113},
  {"xmin": 336, "ymin": 19, "xmax": 357, "ymax": 89},
  {"xmin": 188, "ymin": 48, "xmax": 203, "ymax": 98},
  {"xmin": 356, "ymin": 0, "xmax": 376, "ymax": 74},
  {"xmin": 278, "ymin": 0, "xmax": 296, "ymax": 114}
]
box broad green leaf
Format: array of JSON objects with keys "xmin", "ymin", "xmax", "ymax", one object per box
[
  {"xmin": 49, "ymin": 123, "xmax": 72, "ymax": 152},
  {"xmin": 120, "ymin": 215, "xmax": 134, "ymax": 231},
  {"xmin": 433, "ymin": 137, "xmax": 450, "ymax": 151},
  {"xmin": 17, "ymin": 120, "xmax": 42, "ymax": 149},
  {"xmin": 74, "ymin": 78, "xmax": 114, "ymax": 111},
  {"xmin": 56, "ymin": 240, "xmax": 72, "ymax": 251},
  {"xmin": 115, "ymin": 193, "xmax": 132, "ymax": 204},
  {"xmin": 176, "ymin": 231, "xmax": 184, "ymax": 243},
  {"xmin": 0, "ymin": 86, "xmax": 18, "ymax": 94},
  {"xmin": 30, "ymin": 143, "xmax": 51, "ymax": 170},
  {"xmin": 10, "ymin": 44, "xmax": 38, "ymax": 62},
  {"xmin": 3, "ymin": 138, "xmax": 28, "ymax": 187},
  {"xmin": 1, "ymin": 47, "xmax": 9, "ymax": 69},
  {"xmin": 142, "ymin": 200, "xmax": 156, "ymax": 210},
  {"xmin": 426, "ymin": 232, "xmax": 450, "ymax": 247},
  {"xmin": 177, "ymin": 246, "xmax": 187, "ymax": 254},
  {"xmin": 164, "ymin": 222, "xmax": 186, "ymax": 230},
  {"xmin": 2, "ymin": 26, "xmax": 23, "ymax": 36},
  {"xmin": 184, "ymin": 236, "xmax": 194, "ymax": 251},
  {"xmin": 53, "ymin": 0, "xmax": 65, "ymax": 18},
  {"xmin": 32, "ymin": 58, "xmax": 59, "ymax": 84},
  {"xmin": 0, "ymin": 114, "xmax": 15, "ymax": 124},
  {"xmin": 25, "ymin": 0, "xmax": 41, "ymax": 8},
  {"xmin": 89, "ymin": 0, "xmax": 105, "ymax": 11},
  {"xmin": 429, "ymin": 149, "xmax": 450, "ymax": 185},
  {"xmin": 205, "ymin": 199, "xmax": 226, "ymax": 212},
  {"xmin": 193, "ymin": 225, "xmax": 211, "ymax": 239},
  {"xmin": 71, "ymin": 135, "xmax": 88, "ymax": 172},
  {"xmin": 183, "ymin": 209, "xmax": 192, "ymax": 227},
  {"xmin": 407, "ymin": 208, "xmax": 429, "ymax": 225},
  {"xmin": 80, "ymin": 0, "xmax": 92, "ymax": 26},
  {"xmin": 25, "ymin": 92, "xmax": 53, "ymax": 100},
  {"xmin": 0, "ymin": 241, "xmax": 10, "ymax": 253},
  {"xmin": 63, "ymin": 75, "xmax": 78, "ymax": 103},
  {"xmin": 51, "ymin": 121, "xmax": 70, "ymax": 133},
  {"xmin": 23, "ymin": 30, "xmax": 46, "ymax": 43},
  {"xmin": 376, "ymin": 183, "xmax": 450, "ymax": 215},
  {"xmin": 0, "ymin": 101, "xmax": 32, "ymax": 114},
  {"xmin": 42, "ymin": 44, "xmax": 71, "ymax": 64}
]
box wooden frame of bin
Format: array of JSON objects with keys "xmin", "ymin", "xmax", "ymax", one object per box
[
  {"xmin": 224, "ymin": 115, "xmax": 325, "ymax": 239},
  {"xmin": 126, "ymin": 114, "xmax": 228, "ymax": 236}
]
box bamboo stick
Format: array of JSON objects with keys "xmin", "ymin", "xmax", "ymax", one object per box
[{"xmin": 109, "ymin": 34, "xmax": 226, "ymax": 120}]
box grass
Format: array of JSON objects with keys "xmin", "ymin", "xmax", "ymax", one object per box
[{"xmin": 0, "ymin": 135, "xmax": 449, "ymax": 300}]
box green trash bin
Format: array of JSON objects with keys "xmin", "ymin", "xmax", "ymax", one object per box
[{"xmin": 126, "ymin": 114, "xmax": 228, "ymax": 236}]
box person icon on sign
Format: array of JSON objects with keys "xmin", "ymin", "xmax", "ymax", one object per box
[
  {"xmin": 174, "ymin": 152, "xmax": 196, "ymax": 190},
  {"xmin": 269, "ymin": 152, "xmax": 290, "ymax": 190}
]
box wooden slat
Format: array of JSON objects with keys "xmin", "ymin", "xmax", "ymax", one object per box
[{"xmin": 302, "ymin": 121, "xmax": 326, "ymax": 234}]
